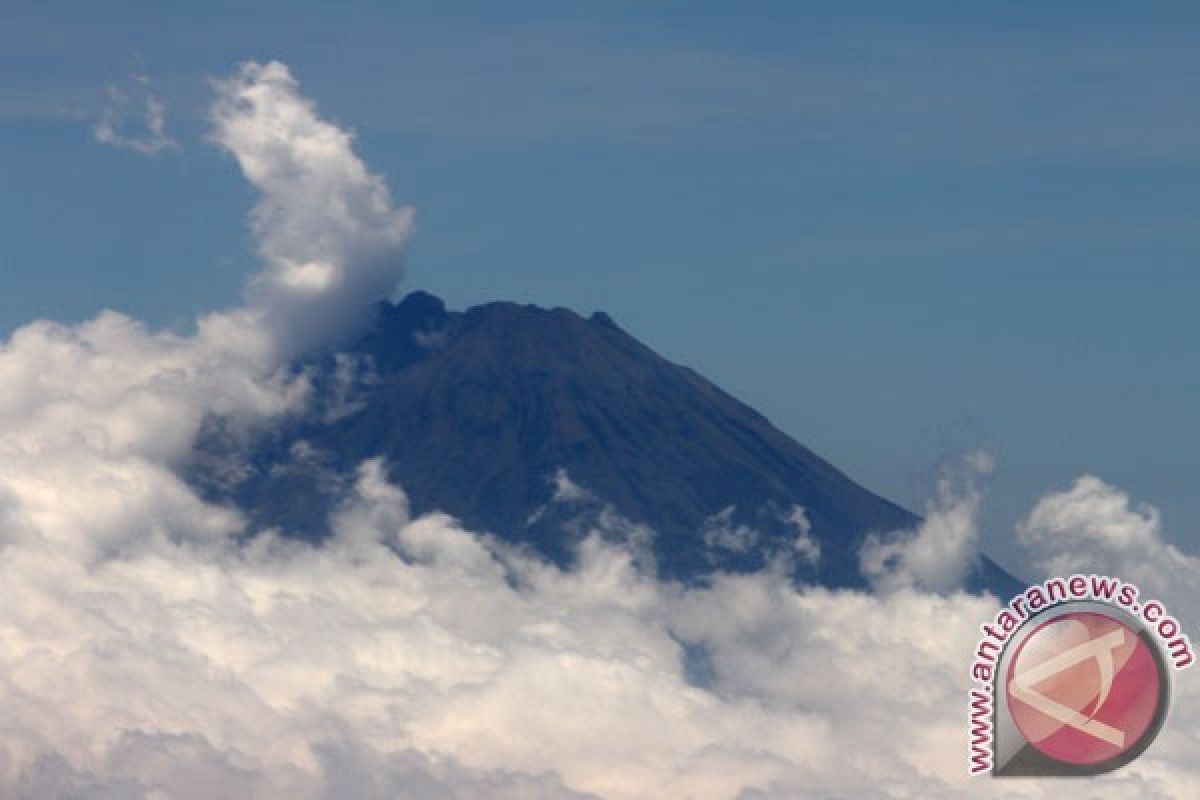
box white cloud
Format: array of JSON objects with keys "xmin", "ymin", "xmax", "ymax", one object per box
[
  {"xmin": 547, "ymin": 466, "xmax": 594, "ymax": 506},
  {"xmin": 1019, "ymin": 475, "xmax": 1200, "ymax": 607},
  {"xmin": 321, "ymin": 353, "xmax": 377, "ymax": 423},
  {"xmin": 523, "ymin": 470, "xmax": 656, "ymax": 571},
  {"xmin": 93, "ymin": 74, "xmax": 178, "ymax": 157},
  {"xmin": 859, "ymin": 453, "xmax": 989, "ymax": 594},
  {"xmin": 0, "ymin": 454, "xmax": 984, "ymax": 798},
  {"xmin": 700, "ymin": 506, "xmax": 760, "ymax": 554},
  {"xmin": 698, "ymin": 505, "xmax": 818, "ymax": 568},
  {"xmin": 784, "ymin": 504, "xmax": 820, "ymax": 565}
]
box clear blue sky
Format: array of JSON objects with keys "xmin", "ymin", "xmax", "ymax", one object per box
[{"xmin": 3, "ymin": 1, "xmax": 1199, "ymax": 571}]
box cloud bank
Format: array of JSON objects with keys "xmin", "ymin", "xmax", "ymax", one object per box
[{"xmin": 3, "ymin": 61, "xmax": 1197, "ymax": 798}]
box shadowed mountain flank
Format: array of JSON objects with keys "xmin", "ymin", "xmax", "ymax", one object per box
[{"xmin": 189, "ymin": 291, "xmax": 1019, "ymax": 593}]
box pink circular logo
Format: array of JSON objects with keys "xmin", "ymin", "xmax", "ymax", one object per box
[{"xmin": 1006, "ymin": 611, "xmax": 1164, "ymax": 766}]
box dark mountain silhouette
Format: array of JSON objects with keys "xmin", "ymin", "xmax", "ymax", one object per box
[{"xmin": 188, "ymin": 291, "xmax": 1019, "ymax": 594}]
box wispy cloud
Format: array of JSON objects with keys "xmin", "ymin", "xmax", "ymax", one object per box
[
  {"xmin": 859, "ymin": 451, "xmax": 992, "ymax": 594},
  {"xmin": 93, "ymin": 72, "xmax": 179, "ymax": 156}
]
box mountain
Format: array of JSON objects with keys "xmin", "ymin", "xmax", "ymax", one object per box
[{"xmin": 188, "ymin": 291, "xmax": 1020, "ymax": 594}]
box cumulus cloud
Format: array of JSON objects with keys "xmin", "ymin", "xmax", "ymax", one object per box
[
  {"xmin": 859, "ymin": 453, "xmax": 990, "ymax": 594},
  {"xmin": 5, "ymin": 60, "xmax": 1200, "ymax": 799},
  {"xmin": 1019, "ymin": 475, "xmax": 1200, "ymax": 606},
  {"xmin": 94, "ymin": 74, "xmax": 178, "ymax": 157},
  {"xmin": 0, "ymin": 311, "xmax": 302, "ymax": 561},
  {"xmin": 3, "ymin": 453, "xmax": 1197, "ymax": 798}
]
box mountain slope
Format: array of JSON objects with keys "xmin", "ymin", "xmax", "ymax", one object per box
[{"xmin": 189, "ymin": 291, "xmax": 1018, "ymax": 592}]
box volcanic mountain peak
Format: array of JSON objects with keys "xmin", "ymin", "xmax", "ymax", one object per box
[{"xmin": 190, "ymin": 291, "xmax": 1019, "ymax": 594}]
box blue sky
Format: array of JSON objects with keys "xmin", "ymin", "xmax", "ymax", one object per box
[{"xmin": 3, "ymin": 1, "xmax": 1200, "ymax": 570}]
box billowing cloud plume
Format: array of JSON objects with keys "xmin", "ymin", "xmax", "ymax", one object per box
[
  {"xmin": 94, "ymin": 74, "xmax": 178, "ymax": 157},
  {"xmin": 6, "ymin": 61, "xmax": 1200, "ymax": 798},
  {"xmin": 210, "ymin": 61, "xmax": 414, "ymax": 359}
]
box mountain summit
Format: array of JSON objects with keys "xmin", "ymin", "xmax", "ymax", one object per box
[{"xmin": 190, "ymin": 291, "xmax": 1017, "ymax": 592}]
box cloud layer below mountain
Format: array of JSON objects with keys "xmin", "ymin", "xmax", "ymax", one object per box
[{"xmin": 0, "ymin": 61, "xmax": 1195, "ymax": 799}]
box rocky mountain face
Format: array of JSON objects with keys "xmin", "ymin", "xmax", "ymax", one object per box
[{"xmin": 189, "ymin": 291, "xmax": 1019, "ymax": 593}]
